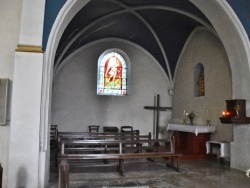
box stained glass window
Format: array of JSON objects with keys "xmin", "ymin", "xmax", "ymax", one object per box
[{"xmin": 97, "ymin": 51, "xmax": 127, "ymax": 96}]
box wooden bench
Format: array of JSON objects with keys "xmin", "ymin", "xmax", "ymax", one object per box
[
  {"xmin": 55, "ymin": 131, "xmax": 152, "ymax": 166},
  {"xmin": 57, "ymin": 131, "xmax": 150, "ymax": 141},
  {"xmin": 57, "ymin": 131, "xmax": 151, "ymax": 147},
  {"xmin": 57, "ymin": 131, "xmax": 142, "ymax": 138},
  {"xmin": 58, "ymin": 138, "xmax": 181, "ymax": 176},
  {"xmin": 50, "ymin": 125, "xmax": 58, "ymax": 149}
]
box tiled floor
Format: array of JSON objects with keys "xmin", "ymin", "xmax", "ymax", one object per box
[{"xmin": 49, "ymin": 159, "xmax": 250, "ymax": 188}]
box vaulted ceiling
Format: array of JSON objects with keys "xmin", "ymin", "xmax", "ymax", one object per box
[{"xmin": 54, "ymin": 0, "xmax": 214, "ymax": 81}]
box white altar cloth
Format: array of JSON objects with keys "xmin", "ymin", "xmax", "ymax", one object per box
[
  {"xmin": 206, "ymin": 141, "xmax": 230, "ymax": 158},
  {"xmin": 167, "ymin": 123, "xmax": 216, "ymax": 136}
]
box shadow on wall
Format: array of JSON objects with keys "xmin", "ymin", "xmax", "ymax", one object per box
[{"xmin": 16, "ymin": 166, "xmax": 27, "ymax": 188}]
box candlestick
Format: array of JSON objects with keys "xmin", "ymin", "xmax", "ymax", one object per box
[
  {"xmin": 206, "ymin": 109, "xmax": 209, "ymax": 120},
  {"xmin": 206, "ymin": 109, "xmax": 210, "ymax": 126},
  {"xmin": 183, "ymin": 110, "xmax": 186, "ymax": 125},
  {"xmin": 206, "ymin": 120, "xmax": 210, "ymax": 126}
]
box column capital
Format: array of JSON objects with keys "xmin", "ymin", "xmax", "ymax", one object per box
[{"xmin": 16, "ymin": 44, "xmax": 43, "ymax": 53}]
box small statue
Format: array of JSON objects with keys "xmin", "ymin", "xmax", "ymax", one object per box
[{"xmin": 234, "ymin": 103, "xmax": 240, "ymax": 118}]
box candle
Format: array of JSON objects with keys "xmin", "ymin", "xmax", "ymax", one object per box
[
  {"xmin": 222, "ymin": 111, "xmax": 225, "ymax": 117},
  {"xmin": 206, "ymin": 109, "xmax": 209, "ymax": 120},
  {"xmin": 184, "ymin": 110, "xmax": 186, "ymax": 119}
]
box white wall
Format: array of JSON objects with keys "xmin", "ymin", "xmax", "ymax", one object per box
[
  {"xmin": 173, "ymin": 28, "xmax": 233, "ymax": 142},
  {"xmin": 0, "ymin": 0, "xmax": 23, "ymax": 187},
  {"xmin": 52, "ymin": 39, "xmax": 172, "ymax": 137}
]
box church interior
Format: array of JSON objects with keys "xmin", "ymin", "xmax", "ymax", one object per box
[{"xmin": 1, "ymin": 0, "xmax": 250, "ymax": 187}]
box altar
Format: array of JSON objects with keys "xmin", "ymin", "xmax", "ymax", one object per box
[{"xmin": 167, "ymin": 123, "xmax": 216, "ymax": 160}]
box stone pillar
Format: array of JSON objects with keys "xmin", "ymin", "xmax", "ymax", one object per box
[
  {"xmin": 8, "ymin": 0, "xmax": 46, "ymax": 187},
  {"xmin": 8, "ymin": 52, "xmax": 43, "ymax": 187}
]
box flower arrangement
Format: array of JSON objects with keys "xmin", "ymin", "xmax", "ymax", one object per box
[{"xmin": 186, "ymin": 111, "xmax": 197, "ymax": 125}]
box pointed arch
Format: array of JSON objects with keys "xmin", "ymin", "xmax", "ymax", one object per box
[
  {"xmin": 41, "ymin": 0, "xmax": 250, "ymax": 181},
  {"xmin": 190, "ymin": 0, "xmax": 250, "ymax": 99}
]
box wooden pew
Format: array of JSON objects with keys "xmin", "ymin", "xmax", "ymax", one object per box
[
  {"xmin": 55, "ymin": 131, "xmax": 151, "ymax": 166},
  {"xmin": 57, "ymin": 136, "xmax": 182, "ymax": 186},
  {"xmin": 57, "ymin": 131, "xmax": 150, "ymax": 142},
  {"xmin": 50, "ymin": 125, "xmax": 58, "ymax": 149},
  {"xmin": 59, "ymin": 160, "xmax": 69, "ymax": 188},
  {"xmin": 57, "ymin": 131, "xmax": 151, "ymax": 148},
  {"xmin": 58, "ymin": 138, "xmax": 181, "ymax": 175}
]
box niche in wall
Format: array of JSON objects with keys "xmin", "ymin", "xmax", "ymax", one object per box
[
  {"xmin": 194, "ymin": 63, "xmax": 205, "ymax": 97},
  {"xmin": 0, "ymin": 79, "xmax": 9, "ymax": 125}
]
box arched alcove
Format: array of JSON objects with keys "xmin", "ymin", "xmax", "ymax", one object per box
[
  {"xmin": 190, "ymin": 0, "xmax": 250, "ymax": 98},
  {"xmin": 42, "ymin": 1, "xmax": 250, "ymax": 184}
]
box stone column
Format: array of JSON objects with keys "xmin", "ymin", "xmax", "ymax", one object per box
[{"xmin": 8, "ymin": 0, "xmax": 46, "ymax": 187}]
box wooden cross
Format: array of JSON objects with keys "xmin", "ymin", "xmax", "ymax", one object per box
[{"xmin": 144, "ymin": 94, "xmax": 172, "ymax": 139}]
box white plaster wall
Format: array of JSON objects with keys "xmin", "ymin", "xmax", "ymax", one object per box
[
  {"xmin": 173, "ymin": 28, "xmax": 233, "ymax": 142},
  {"xmin": 52, "ymin": 40, "xmax": 172, "ymax": 137},
  {"xmin": 0, "ymin": 0, "xmax": 23, "ymax": 187},
  {"xmin": 191, "ymin": 0, "xmax": 250, "ymax": 100},
  {"xmin": 18, "ymin": 0, "xmax": 45, "ymax": 45},
  {"xmin": 189, "ymin": 0, "xmax": 250, "ymax": 172},
  {"xmin": 0, "ymin": 0, "xmax": 22, "ymax": 78},
  {"xmin": 231, "ymin": 125, "xmax": 250, "ymax": 170}
]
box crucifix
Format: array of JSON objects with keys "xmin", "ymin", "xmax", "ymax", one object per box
[{"xmin": 144, "ymin": 94, "xmax": 172, "ymax": 139}]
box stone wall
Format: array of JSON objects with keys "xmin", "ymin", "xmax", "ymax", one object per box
[
  {"xmin": 173, "ymin": 28, "xmax": 233, "ymax": 142},
  {"xmin": 0, "ymin": 0, "xmax": 22, "ymax": 187},
  {"xmin": 52, "ymin": 39, "xmax": 172, "ymax": 137}
]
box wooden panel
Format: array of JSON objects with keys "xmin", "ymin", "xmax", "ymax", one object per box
[{"xmin": 173, "ymin": 131, "xmax": 210, "ymax": 160}]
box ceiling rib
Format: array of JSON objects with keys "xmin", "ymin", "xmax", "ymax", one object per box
[
  {"xmin": 109, "ymin": 0, "xmax": 173, "ymax": 85},
  {"xmin": 54, "ymin": 2, "xmax": 215, "ymax": 83},
  {"xmin": 54, "ymin": 9, "xmax": 129, "ymax": 71},
  {"xmin": 131, "ymin": 5, "xmax": 216, "ymax": 36}
]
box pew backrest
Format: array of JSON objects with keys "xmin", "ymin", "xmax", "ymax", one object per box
[
  {"xmin": 57, "ymin": 131, "xmax": 151, "ymax": 143},
  {"xmin": 59, "ymin": 138, "xmax": 175, "ymax": 155}
]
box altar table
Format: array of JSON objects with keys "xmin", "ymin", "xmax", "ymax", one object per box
[
  {"xmin": 167, "ymin": 123, "xmax": 216, "ymax": 135},
  {"xmin": 167, "ymin": 123, "xmax": 216, "ymax": 160}
]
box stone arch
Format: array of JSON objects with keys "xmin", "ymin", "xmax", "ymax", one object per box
[
  {"xmin": 190, "ymin": 0, "xmax": 250, "ymax": 99},
  {"xmin": 42, "ymin": 0, "xmax": 90, "ymax": 150},
  {"xmin": 42, "ymin": 0, "xmax": 250, "ymax": 180}
]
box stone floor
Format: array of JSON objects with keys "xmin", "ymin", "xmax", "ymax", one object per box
[{"xmin": 49, "ymin": 159, "xmax": 250, "ymax": 188}]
